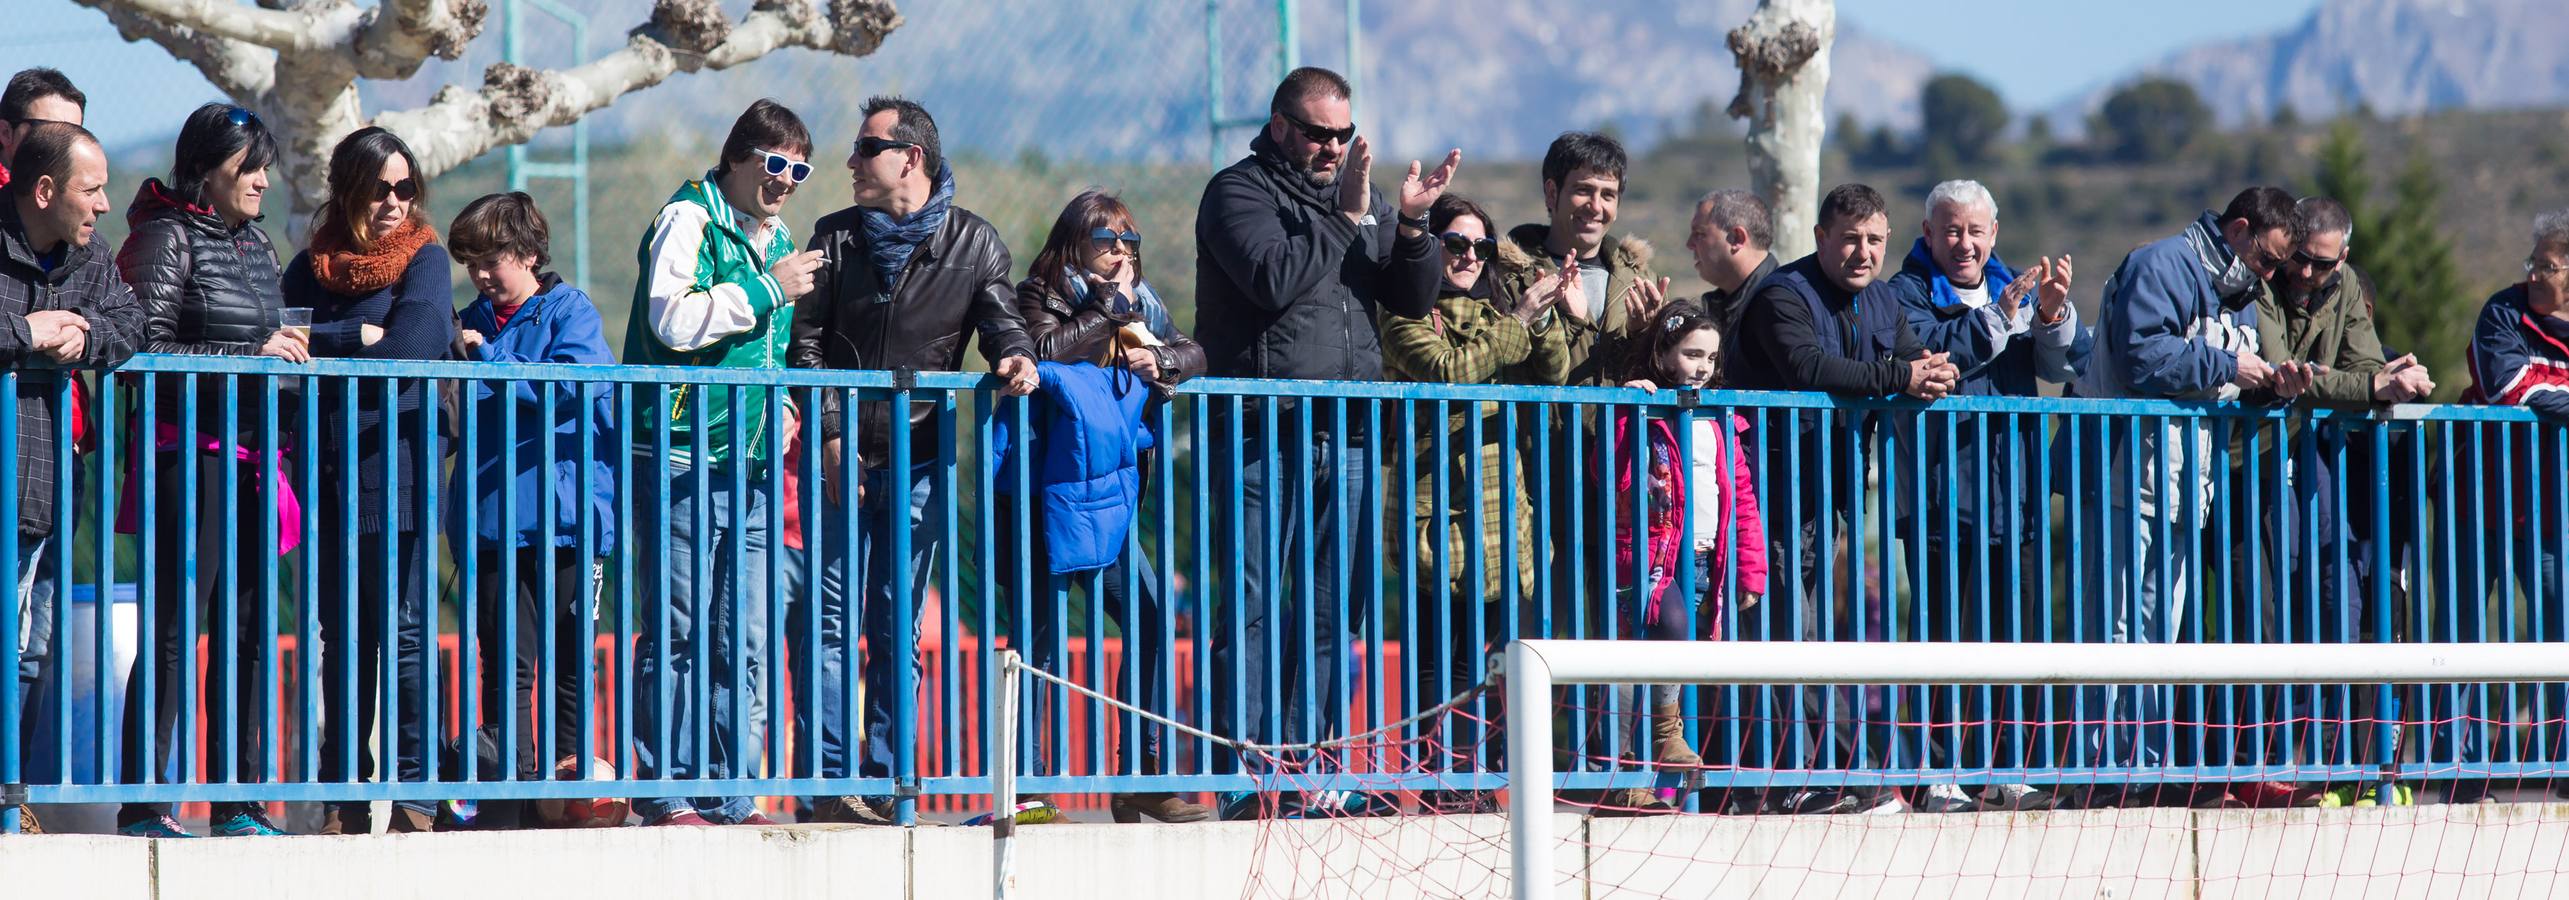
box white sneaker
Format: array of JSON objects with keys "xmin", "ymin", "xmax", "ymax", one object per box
[
  {"xmin": 1855, "ymin": 789, "xmax": 1909, "ymax": 815},
  {"xmin": 1919, "ymin": 783, "xmax": 1978, "ymax": 813},
  {"xmin": 1979, "ymin": 783, "xmax": 2056, "ymax": 811}
]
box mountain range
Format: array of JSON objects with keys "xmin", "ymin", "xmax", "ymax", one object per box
[
  {"xmin": 360, "ymin": 0, "xmax": 2569, "ymax": 162},
  {"xmin": 2054, "ymin": 0, "xmax": 2569, "ymax": 131}
]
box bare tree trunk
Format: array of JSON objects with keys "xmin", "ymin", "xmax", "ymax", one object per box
[
  {"xmin": 1727, "ymin": 0, "xmax": 1833, "ymax": 262},
  {"xmin": 71, "ymin": 0, "xmax": 902, "ymax": 239}
]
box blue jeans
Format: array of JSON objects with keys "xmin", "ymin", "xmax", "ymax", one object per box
[
  {"xmin": 1210, "ymin": 432, "xmax": 1375, "ymax": 770},
  {"xmin": 806, "ymin": 465, "xmax": 940, "ymax": 790},
  {"xmin": 630, "ymin": 460, "xmax": 773, "ymax": 823}
]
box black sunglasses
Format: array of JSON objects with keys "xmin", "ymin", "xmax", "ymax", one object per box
[
  {"xmin": 2291, "ymin": 249, "xmax": 2343, "ymax": 271},
  {"xmin": 226, "ymin": 106, "xmax": 258, "ymax": 128},
  {"xmin": 1277, "ymin": 108, "xmax": 1356, "ymax": 147},
  {"xmin": 373, "ymin": 178, "xmax": 419, "ymax": 202},
  {"xmin": 1439, "ymin": 232, "xmax": 1497, "ymax": 262},
  {"xmin": 756, "ymin": 149, "xmax": 812, "ymax": 184},
  {"xmin": 1089, "ymin": 227, "xmax": 1142, "ymax": 253},
  {"xmin": 856, "ymin": 136, "xmax": 918, "ymax": 159}
]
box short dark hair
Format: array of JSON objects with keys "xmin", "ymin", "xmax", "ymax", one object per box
[
  {"xmin": 1698, "ymin": 189, "xmax": 1773, "ymax": 250},
  {"xmin": 7, "ymin": 121, "xmax": 98, "ymax": 199},
  {"xmin": 169, "ymin": 103, "xmax": 277, "ymax": 208},
  {"xmin": 2295, "ymin": 196, "xmax": 2353, "ymax": 243},
  {"xmin": 1817, "ymin": 183, "xmax": 1890, "ymax": 232},
  {"xmin": 1428, "ymin": 193, "xmax": 1495, "ymax": 238},
  {"xmin": 715, "ymin": 98, "xmax": 813, "ymax": 179},
  {"xmin": 1541, "ymin": 131, "xmax": 1628, "ymax": 193},
  {"xmin": 1268, "ymin": 66, "xmax": 1352, "ymax": 118},
  {"xmin": 2, "ymin": 68, "xmax": 84, "ymax": 123},
  {"xmin": 448, "ymin": 191, "xmax": 552, "ymax": 271},
  {"xmin": 319, "ymin": 126, "xmax": 427, "ymax": 246},
  {"xmin": 2221, "ymin": 186, "xmax": 2303, "ymax": 242},
  {"xmin": 859, "ymin": 95, "xmax": 942, "ymax": 177}
]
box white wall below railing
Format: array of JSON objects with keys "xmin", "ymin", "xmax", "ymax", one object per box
[{"xmin": 6, "ymin": 804, "xmax": 2566, "ymax": 899}]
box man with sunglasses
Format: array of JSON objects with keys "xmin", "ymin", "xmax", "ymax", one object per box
[
  {"xmin": 790, "ymin": 94, "xmax": 1036, "ymax": 826},
  {"xmin": 1192, "ymin": 65, "xmax": 1458, "ymax": 820},
  {"xmin": 2067, "ymin": 186, "xmax": 2305, "ymax": 809},
  {"xmin": 622, "ymin": 98, "xmax": 827, "ymax": 828}
]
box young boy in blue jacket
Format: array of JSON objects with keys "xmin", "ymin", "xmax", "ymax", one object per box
[{"xmin": 446, "ymin": 191, "xmax": 620, "ymax": 825}]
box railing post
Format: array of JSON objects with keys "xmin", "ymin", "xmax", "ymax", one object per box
[
  {"xmin": 991, "ymin": 649, "xmax": 1021, "ymax": 900},
  {"xmin": 1, "ymin": 372, "xmax": 20, "ymax": 834},
  {"xmin": 1505, "ymin": 640, "xmax": 1553, "ymax": 900}
]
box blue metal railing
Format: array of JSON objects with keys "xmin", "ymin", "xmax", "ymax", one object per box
[{"xmin": 3, "ymin": 354, "xmax": 2565, "ymax": 828}]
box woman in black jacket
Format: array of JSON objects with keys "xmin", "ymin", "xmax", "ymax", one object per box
[
  {"xmin": 280, "ymin": 126, "xmax": 456, "ymax": 834},
  {"xmin": 110, "ymin": 102, "xmax": 304, "ymax": 837},
  {"xmin": 1001, "ymin": 191, "xmax": 1210, "ymax": 824}
]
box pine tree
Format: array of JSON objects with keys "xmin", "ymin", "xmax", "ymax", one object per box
[{"xmin": 2310, "ymin": 121, "xmax": 2469, "ymax": 400}]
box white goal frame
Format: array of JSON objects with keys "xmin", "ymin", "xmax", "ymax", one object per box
[{"xmin": 1502, "ymin": 639, "xmax": 2569, "ymax": 900}]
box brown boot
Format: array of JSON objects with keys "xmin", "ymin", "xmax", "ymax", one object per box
[
  {"xmin": 387, "ymin": 805, "xmax": 435, "ymax": 834},
  {"xmin": 1111, "ymin": 792, "xmax": 1212, "ymax": 824},
  {"xmin": 318, "ymin": 803, "xmax": 370, "ymax": 835},
  {"xmin": 1651, "ymin": 703, "xmax": 1702, "ymax": 769},
  {"xmin": 17, "ymin": 806, "xmax": 42, "ymax": 834},
  {"xmin": 1592, "ymin": 787, "xmax": 1678, "ymax": 817}
]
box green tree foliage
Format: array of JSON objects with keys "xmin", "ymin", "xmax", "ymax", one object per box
[
  {"xmin": 1920, "ymin": 72, "xmax": 2010, "ymax": 165},
  {"xmin": 2091, "ymin": 77, "xmax": 2211, "ymax": 163},
  {"xmin": 2310, "ymin": 121, "xmax": 2471, "ymax": 400}
]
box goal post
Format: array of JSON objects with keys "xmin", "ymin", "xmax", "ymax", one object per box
[{"xmin": 1501, "ymin": 639, "xmax": 2569, "ymax": 900}]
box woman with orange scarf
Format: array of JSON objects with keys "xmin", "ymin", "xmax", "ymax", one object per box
[{"xmin": 280, "ymin": 126, "xmax": 457, "ymax": 834}]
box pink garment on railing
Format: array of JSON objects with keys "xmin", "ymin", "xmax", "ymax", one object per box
[{"xmin": 113, "ymin": 424, "xmax": 304, "ymax": 555}]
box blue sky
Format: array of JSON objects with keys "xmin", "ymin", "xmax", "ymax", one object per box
[
  {"xmin": 12, "ymin": 0, "xmax": 2329, "ymax": 149},
  {"xmin": 1838, "ymin": 0, "xmax": 2324, "ymax": 107}
]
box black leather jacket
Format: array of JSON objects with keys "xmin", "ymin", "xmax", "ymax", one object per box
[
  {"xmin": 117, "ymin": 179, "xmax": 284, "ymax": 356},
  {"xmin": 792, "ymin": 204, "xmax": 1035, "ymax": 467},
  {"xmin": 1014, "ymin": 274, "xmax": 1207, "ymax": 391}
]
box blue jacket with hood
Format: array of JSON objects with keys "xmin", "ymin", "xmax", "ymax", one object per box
[
  {"xmin": 447, "ymin": 275, "xmax": 620, "ymax": 554},
  {"xmin": 992, "ymin": 361, "xmax": 1157, "ymax": 574}
]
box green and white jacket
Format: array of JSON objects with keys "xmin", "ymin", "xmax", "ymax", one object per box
[{"xmin": 624, "ymin": 175, "xmax": 798, "ymax": 468}]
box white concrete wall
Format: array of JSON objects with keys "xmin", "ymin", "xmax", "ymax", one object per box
[{"xmin": 5, "ymin": 804, "xmax": 2569, "ymax": 899}]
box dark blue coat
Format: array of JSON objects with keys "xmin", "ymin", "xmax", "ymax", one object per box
[
  {"xmin": 283, "ymin": 243, "xmax": 456, "ymax": 534},
  {"xmin": 992, "ymin": 361, "xmax": 1156, "ymax": 574},
  {"xmin": 446, "ymin": 276, "xmax": 619, "ymax": 553}
]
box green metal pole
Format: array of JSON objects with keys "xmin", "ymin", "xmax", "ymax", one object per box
[{"xmin": 1206, "ymin": 0, "xmax": 1224, "ymax": 166}]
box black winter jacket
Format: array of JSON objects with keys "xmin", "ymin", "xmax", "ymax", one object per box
[
  {"xmin": 792, "ymin": 204, "xmax": 1035, "ymax": 467},
  {"xmin": 115, "ymin": 179, "xmax": 288, "ymax": 441},
  {"xmin": 117, "ymin": 179, "xmax": 284, "ymax": 356},
  {"xmin": 1191, "ymin": 132, "xmax": 1439, "ymax": 383}
]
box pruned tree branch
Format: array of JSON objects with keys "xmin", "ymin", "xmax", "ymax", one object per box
[
  {"xmin": 352, "ymin": 0, "xmax": 489, "ymax": 79},
  {"xmin": 69, "ymin": 0, "xmax": 365, "ymax": 54},
  {"xmin": 376, "ymin": 0, "xmax": 903, "ymax": 178},
  {"xmin": 85, "ymin": 0, "xmax": 277, "ymax": 98}
]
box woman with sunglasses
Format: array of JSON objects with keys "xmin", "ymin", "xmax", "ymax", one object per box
[
  {"xmin": 108, "ymin": 102, "xmax": 301, "ymax": 837},
  {"xmin": 1377, "ymin": 193, "xmax": 1570, "ymax": 812},
  {"xmin": 280, "ymin": 125, "xmax": 456, "ymax": 834},
  {"xmin": 997, "ymin": 189, "xmax": 1209, "ymax": 823}
]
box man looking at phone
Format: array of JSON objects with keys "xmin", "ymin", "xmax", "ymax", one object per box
[
  {"xmin": 624, "ymin": 98, "xmax": 825, "ymax": 827},
  {"xmin": 789, "ymin": 94, "xmax": 1036, "ymax": 825}
]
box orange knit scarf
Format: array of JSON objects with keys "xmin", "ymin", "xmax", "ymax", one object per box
[{"xmin": 309, "ymin": 216, "xmax": 437, "ymax": 296}]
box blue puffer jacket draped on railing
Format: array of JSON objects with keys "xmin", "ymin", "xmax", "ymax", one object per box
[{"xmin": 991, "ymin": 360, "xmax": 1156, "ymax": 574}]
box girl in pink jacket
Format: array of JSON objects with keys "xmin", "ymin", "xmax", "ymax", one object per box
[{"xmin": 1600, "ymin": 302, "xmax": 1769, "ymax": 780}]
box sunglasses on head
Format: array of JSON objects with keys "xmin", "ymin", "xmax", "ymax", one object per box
[
  {"xmin": 372, "ymin": 178, "xmax": 419, "ymax": 203},
  {"xmin": 757, "ymin": 149, "xmax": 812, "ymax": 184},
  {"xmin": 1439, "ymin": 232, "xmax": 1498, "ymax": 262},
  {"xmin": 226, "ymin": 106, "xmax": 258, "ymax": 128},
  {"xmin": 1278, "ymin": 108, "xmax": 1356, "ymax": 147},
  {"xmin": 1089, "ymin": 227, "xmax": 1142, "ymax": 253},
  {"xmin": 856, "ymin": 136, "xmax": 918, "ymax": 159}
]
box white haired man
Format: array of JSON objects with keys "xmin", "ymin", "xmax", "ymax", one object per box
[{"xmin": 1883, "ymin": 179, "xmax": 2087, "ymax": 814}]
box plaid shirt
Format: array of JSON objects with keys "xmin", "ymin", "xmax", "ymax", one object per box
[{"xmin": 0, "ymin": 205, "xmax": 145, "ymax": 537}]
